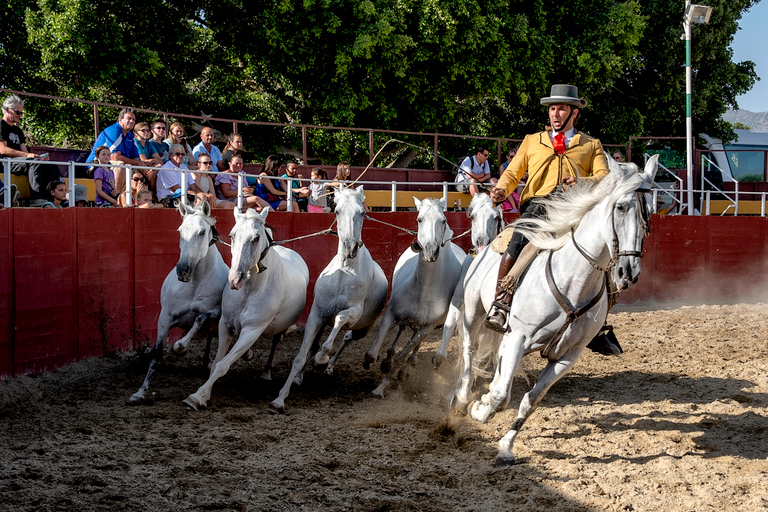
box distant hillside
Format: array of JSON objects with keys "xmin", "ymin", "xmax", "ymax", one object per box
[{"xmin": 722, "ymin": 109, "xmax": 768, "ymax": 133}]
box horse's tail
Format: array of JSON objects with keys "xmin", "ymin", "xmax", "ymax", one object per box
[{"xmin": 469, "ymin": 327, "xmax": 503, "ymax": 380}]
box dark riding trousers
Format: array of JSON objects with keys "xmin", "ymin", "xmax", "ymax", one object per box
[{"xmin": 506, "ymin": 198, "xmax": 548, "ymax": 259}]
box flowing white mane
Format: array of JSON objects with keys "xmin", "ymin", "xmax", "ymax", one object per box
[
  {"xmin": 467, "ymin": 192, "xmax": 494, "ymax": 218},
  {"xmin": 514, "ymin": 163, "xmax": 646, "ymax": 250}
]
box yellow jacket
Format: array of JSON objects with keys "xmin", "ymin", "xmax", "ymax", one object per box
[{"xmin": 497, "ymin": 130, "xmax": 609, "ymax": 205}]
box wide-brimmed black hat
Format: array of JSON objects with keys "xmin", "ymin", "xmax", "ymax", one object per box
[{"xmin": 540, "ymin": 84, "xmax": 587, "ymax": 108}]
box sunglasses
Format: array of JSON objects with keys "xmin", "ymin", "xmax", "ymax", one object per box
[
  {"xmin": 7, "ymin": 108, "xmax": 22, "ymax": 116},
  {"xmin": 138, "ymin": 128, "xmax": 150, "ymax": 133},
  {"xmin": 198, "ymin": 161, "xmax": 212, "ymax": 165},
  {"xmin": 132, "ymin": 176, "xmax": 146, "ymax": 182},
  {"xmin": 153, "ymin": 126, "xmax": 166, "ymax": 130},
  {"xmin": 482, "ymin": 153, "xmax": 489, "ymax": 157},
  {"xmin": 172, "ymin": 152, "xmax": 185, "ymax": 156}
]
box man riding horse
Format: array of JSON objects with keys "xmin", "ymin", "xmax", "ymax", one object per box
[{"xmin": 486, "ymin": 84, "xmax": 610, "ymax": 333}]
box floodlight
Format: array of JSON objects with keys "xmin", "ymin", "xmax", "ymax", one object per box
[{"xmin": 686, "ymin": 4, "xmax": 713, "ymax": 25}]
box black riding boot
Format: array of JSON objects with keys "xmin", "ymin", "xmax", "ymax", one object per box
[{"xmin": 484, "ymin": 252, "xmax": 516, "ymax": 333}]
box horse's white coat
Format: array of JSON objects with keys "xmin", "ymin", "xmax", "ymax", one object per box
[
  {"xmin": 184, "ymin": 207, "xmax": 309, "ymax": 410},
  {"xmin": 364, "ymin": 197, "xmax": 465, "ymax": 395},
  {"xmin": 433, "ymin": 193, "xmax": 504, "ymax": 368},
  {"xmin": 129, "ymin": 202, "xmax": 228, "ymax": 403},
  {"xmin": 269, "ymin": 187, "xmax": 388, "ymax": 413},
  {"xmin": 453, "ymin": 154, "xmax": 659, "ymax": 465}
]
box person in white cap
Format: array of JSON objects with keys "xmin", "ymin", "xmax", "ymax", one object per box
[{"xmin": 485, "ymin": 84, "xmax": 609, "ymax": 333}]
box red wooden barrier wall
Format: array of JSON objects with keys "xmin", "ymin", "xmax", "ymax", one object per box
[{"xmin": 0, "ymin": 209, "xmax": 765, "ymax": 380}]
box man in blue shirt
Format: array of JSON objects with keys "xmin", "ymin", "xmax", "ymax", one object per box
[
  {"xmin": 87, "ymin": 109, "xmax": 143, "ymax": 194},
  {"xmin": 192, "ymin": 127, "xmax": 225, "ymax": 171}
]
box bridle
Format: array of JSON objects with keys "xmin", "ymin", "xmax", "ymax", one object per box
[{"xmin": 570, "ymin": 188, "xmax": 651, "ymax": 272}]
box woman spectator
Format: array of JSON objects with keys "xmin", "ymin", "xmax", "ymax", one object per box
[
  {"xmin": 252, "ymin": 154, "xmax": 287, "ymax": 211},
  {"xmin": 164, "ymin": 122, "xmax": 196, "ymax": 168},
  {"xmin": 133, "ymin": 122, "xmax": 162, "ymax": 191},
  {"xmin": 221, "ymin": 133, "xmax": 243, "ymax": 168},
  {"xmin": 215, "ymin": 154, "xmax": 269, "ymax": 210},
  {"xmin": 41, "ymin": 180, "xmax": 67, "ymax": 209},
  {"xmin": 118, "ymin": 171, "xmax": 151, "ymax": 207},
  {"xmin": 499, "ymin": 148, "xmax": 517, "ymax": 174},
  {"xmin": 92, "ymin": 145, "xmax": 120, "ymax": 207},
  {"xmin": 194, "ymin": 154, "xmax": 234, "ymax": 209},
  {"xmin": 327, "ymin": 161, "xmax": 367, "ymax": 212}
]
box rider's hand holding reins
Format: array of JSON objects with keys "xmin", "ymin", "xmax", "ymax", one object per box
[{"xmin": 490, "ymin": 186, "xmax": 506, "ymax": 204}]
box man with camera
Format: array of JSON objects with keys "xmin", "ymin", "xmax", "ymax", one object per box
[
  {"xmin": 86, "ymin": 108, "xmax": 143, "ymax": 195},
  {"xmin": 0, "ymin": 94, "xmax": 58, "ymax": 206}
]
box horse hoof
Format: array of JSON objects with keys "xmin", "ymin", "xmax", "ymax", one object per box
[
  {"xmin": 380, "ymin": 359, "xmax": 391, "ymax": 374},
  {"xmin": 127, "ymin": 392, "xmax": 150, "ymax": 405},
  {"xmin": 260, "ymin": 371, "xmax": 272, "ymax": 381},
  {"xmin": 324, "ymin": 366, "xmax": 334, "ymax": 376},
  {"xmin": 432, "ymin": 354, "xmax": 444, "ymax": 369},
  {"xmin": 241, "ymin": 349, "xmax": 254, "ymax": 362},
  {"xmin": 171, "ymin": 343, "xmax": 188, "ymax": 356},
  {"xmin": 314, "ymin": 352, "xmax": 330, "ymax": 365},
  {"xmin": 182, "ymin": 396, "xmax": 205, "ymax": 411},
  {"xmin": 267, "ymin": 402, "xmax": 285, "ymax": 415},
  {"xmin": 363, "ymin": 353, "xmax": 375, "ymax": 370},
  {"xmin": 371, "ymin": 387, "xmax": 385, "ymax": 398},
  {"xmin": 494, "ymin": 454, "xmax": 516, "ymax": 467}
]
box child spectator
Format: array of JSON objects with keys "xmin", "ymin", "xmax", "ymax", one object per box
[
  {"xmin": 215, "ymin": 154, "xmax": 270, "ymax": 210},
  {"xmin": 135, "ymin": 189, "xmax": 163, "ymax": 209},
  {"xmin": 306, "ymin": 168, "xmax": 329, "ymax": 213},
  {"xmin": 253, "ymin": 154, "xmax": 287, "ymax": 211},
  {"xmin": 41, "ymin": 180, "xmax": 67, "ymax": 208},
  {"xmin": 92, "ymin": 145, "xmax": 120, "ymax": 207}
]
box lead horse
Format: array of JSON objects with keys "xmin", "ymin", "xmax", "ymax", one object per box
[
  {"xmin": 269, "ymin": 186, "xmax": 388, "ymax": 413},
  {"xmin": 184, "ymin": 207, "xmax": 309, "ymax": 410},
  {"xmin": 128, "ymin": 202, "xmax": 228, "ymax": 404},
  {"xmin": 453, "ymin": 154, "xmax": 658, "ymax": 466}
]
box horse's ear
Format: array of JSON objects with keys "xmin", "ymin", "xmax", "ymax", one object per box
[
  {"xmin": 178, "ymin": 201, "xmax": 189, "ymax": 217},
  {"xmin": 413, "ymin": 197, "xmax": 422, "ymax": 210},
  {"xmin": 200, "ymin": 201, "xmax": 211, "ymax": 217},
  {"xmin": 260, "ymin": 206, "xmax": 271, "ymax": 222},
  {"xmin": 356, "ymin": 185, "xmax": 364, "ymax": 196},
  {"xmin": 438, "ymin": 197, "xmax": 447, "ymax": 211},
  {"xmin": 643, "ymin": 154, "xmax": 660, "ymax": 184},
  {"xmin": 605, "ymin": 151, "xmax": 622, "ymax": 174},
  {"xmin": 234, "ymin": 206, "xmax": 243, "ymax": 222}
]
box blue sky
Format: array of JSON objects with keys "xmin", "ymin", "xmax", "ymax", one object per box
[{"xmin": 732, "ymin": 1, "xmax": 768, "ymax": 112}]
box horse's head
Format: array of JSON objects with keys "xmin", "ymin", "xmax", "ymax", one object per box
[
  {"xmin": 605, "ymin": 154, "xmax": 659, "ymax": 291},
  {"xmin": 414, "ymin": 197, "xmax": 450, "ymax": 262},
  {"xmin": 335, "ymin": 186, "xmax": 366, "ymax": 260},
  {"xmin": 176, "ymin": 201, "xmax": 217, "ymax": 282},
  {"xmin": 468, "ymin": 193, "xmax": 503, "ymax": 253},
  {"xmin": 228, "ymin": 207, "xmax": 271, "ymax": 290}
]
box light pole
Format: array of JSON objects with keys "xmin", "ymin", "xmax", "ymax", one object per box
[{"xmin": 684, "ymin": 1, "xmax": 713, "ymax": 215}]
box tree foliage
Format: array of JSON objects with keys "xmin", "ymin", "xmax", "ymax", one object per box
[{"xmin": 0, "ymin": 0, "xmax": 758, "ymax": 161}]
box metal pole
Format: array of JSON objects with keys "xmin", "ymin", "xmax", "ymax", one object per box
[
  {"xmin": 125, "ymin": 166, "xmax": 133, "ymax": 207},
  {"xmin": 684, "ymin": 1, "xmax": 695, "ymax": 215},
  {"xmin": 180, "ymin": 169, "xmax": 188, "ymax": 206},
  {"xmin": 237, "ymin": 173, "xmax": 244, "ymax": 211},
  {"xmin": 369, "ymin": 130, "xmax": 374, "ymax": 165},
  {"xmin": 301, "ymin": 126, "xmax": 308, "ymax": 166},
  {"xmin": 68, "ymin": 161, "xmax": 76, "ymax": 206},
  {"xmin": 286, "ymin": 177, "xmax": 293, "ymax": 212},
  {"xmin": 3, "ymin": 159, "xmax": 10, "ymax": 208},
  {"xmin": 442, "ymin": 182, "xmax": 448, "ymax": 206},
  {"xmin": 391, "ymin": 181, "xmax": 397, "ymax": 212}
]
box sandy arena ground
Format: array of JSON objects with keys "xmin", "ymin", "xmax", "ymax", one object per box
[{"xmin": 1, "ymin": 302, "xmax": 767, "ymax": 512}]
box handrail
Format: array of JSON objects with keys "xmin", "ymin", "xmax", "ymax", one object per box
[
  {"xmin": 699, "ymin": 154, "xmax": 738, "ymax": 216},
  {"xmin": 645, "ymin": 152, "xmax": 684, "ymax": 214}
]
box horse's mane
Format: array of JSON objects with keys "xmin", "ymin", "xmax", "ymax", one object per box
[
  {"xmin": 242, "ymin": 207, "xmax": 268, "ymax": 224},
  {"xmin": 188, "ymin": 203, "xmax": 217, "ymax": 226},
  {"xmin": 514, "ymin": 163, "xmax": 646, "ymax": 251},
  {"xmin": 467, "ymin": 193, "xmax": 493, "ymax": 218},
  {"xmin": 335, "ymin": 186, "xmax": 365, "ymax": 207}
]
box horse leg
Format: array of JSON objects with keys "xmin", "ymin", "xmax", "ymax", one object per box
[
  {"xmin": 434, "ymin": 279, "xmax": 465, "ymax": 368},
  {"xmin": 268, "ymin": 314, "xmax": 325, "ymax": 414},
  {"xmin": 364, "ymin": 311, "xmax": 396, "ymax": 370},
  {"xmin": 390, "ymin": 323, "xmax": 434, "ymax": 378},
  {"xmin": 495, "ymin": 347, "xmax": 583, "ymax": 467},
  {"xmin": 128, "ymin": 313, "xmax": 172, "ymax": 404},
  {"xmin": 468, "ymin": 332, "xmax": 525, "ymax": 424},
  {"xmin": 172, "ymin": 312, "xmax": 214, "ymax": 356},
  {"xmin": 315, "ymin": 305, "xmax": 362, "ymax": 365},
  {"xmin": 202, "ymin": 331, "xmax": 213, "ymax": 370},
  {"xmin": 261, "ymin": 331, "xmax": 285, "ymax": 381},
  {"xmin": 184, "ymin": 323, "xmax": 265, "ymax": 411},
  {"xmin": 208, "ymin": 316, "xmax": 234, "ymax": 377},
  {"xmin": 380, "ymin": 325, "xmax": 405, "ymax": 374}
]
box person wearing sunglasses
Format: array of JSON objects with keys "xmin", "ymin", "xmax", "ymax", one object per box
[
  {"xmin": 192, "ymin": 156, "xmax": 234, "ymax": 209},
  {"xmin": 150, "ymin": 120, "xmax": 170, "ymax": 163},
  {"xmin": 455, "ymin": 147, "xmax": 492, "ymax": 197},
  {"xmin": 0, "ymin": 94, "xmax": 59, "ymax": 206},
  {"xmin": 156, "ymin": 144, "xmax": 197, "ymax": 207}
]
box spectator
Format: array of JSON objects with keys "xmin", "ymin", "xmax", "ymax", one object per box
[
  {"xmin": 455, "ymin": 147, "xmax": 492, "ymax": 197},
  {"xmin": 612, "ymin": 151, "xmax": 624, "ymax": 162},
  {"xmin": 70, "ymin": 184, "xmax": 89, "ymax": 207},
  {"xmin": 193, "ymin": 154, "xmax": 234, "ymax": 210},
  {"xmin": 150, "ymin": 119, "xmax": 170, "ymax": 163},
  {"xmin": 326, "ymin": 161, "xmax": 351, "ymax": 212},
  {"xmin": 0, "ymin": 94, "xmax": 58, "ymax": 206},
  {"xmin": 135, "ymin": 189, "xmax": 163, "ymax": 209},
  {"xmin": 253, "ymin": 154, "xmax": 288, "ymax": 211},
  {"xmin": 86, "ymin": 108, "xmax": 143, "ymax": 197},
  {"xmin": 164, "ymin": 122, "xmax": 196, "ymax": 168},
  {"xmin": 118, "ymin": 171, "xmax": 151, "ymax": 207},
  {"xmin": 92, "ymin": 145, "xmax": 120, "ymax": 207},
  {"xmin": 282, "ymin": 161, "xmax": 309, "ymax": 211},
  {"xmin": 214, "ymin": 154, "xmax": 269, "ymax": 210},
  {"xmin": 193, "ymin": 127, "xmax": 226, "ymax": 172},
  {"xmin": 156, "ymin": 144, "xmax": 194, "ymax": 207},
  {"xmin": 306, "ymin": 167, "xmax": 329, "ymax": 213},
  {"xmin": 41, "ymin": 180, "xmax": 67, "ymax": 209},
  {"xmin": 221, "ymin": 133, "xmax": 243, "ymax": 168},
  {"xmin": 499, "ymin": 147, "xmax": 517, "ymax": 174},
  {"xmin": 134, "ymin": 122, "xmax": 163, "ymax": 167}
]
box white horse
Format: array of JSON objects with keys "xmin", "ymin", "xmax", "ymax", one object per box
[
  {"xmin": 269, "ymin": 186, "xmax": 388, "ymax": 413},
  {"xmin": 453, "ymin": 155, "xmax": 658, "ymax": 466},
  {"xmin": 364, "ymin": 197, "xmax": 466, "ymax": 396},
  {"xmin": 433, "ymin": 193, "xmax": 504, "ymax": 368},
  {"xmin": 128, "ymin": 202, "xmax": 228, "ymax": 404},
  {"xmin": 183, "ymin": 207, "xmax": 309, "ymax": 410}
]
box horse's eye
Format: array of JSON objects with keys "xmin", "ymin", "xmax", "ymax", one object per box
[
  {"xmin": 417, "ymin": 218, "xmax": 422, "ymax": 223},
  {"xmin": 616, "ymin": 203, "xmax": 627, "ymax": 212},
  {"xmin": 198, "ymin": 230, "xmax": 206, "ymax": 237}
]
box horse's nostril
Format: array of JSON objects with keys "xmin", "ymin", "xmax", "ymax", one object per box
[{"xmin": 617, "ymin": 267, "xmax": 624, "ymax": 278}]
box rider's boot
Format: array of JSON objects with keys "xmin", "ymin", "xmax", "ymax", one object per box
[{"xmin": 484, "ymin": 252, "xmax": 516, "ymax": 333}]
